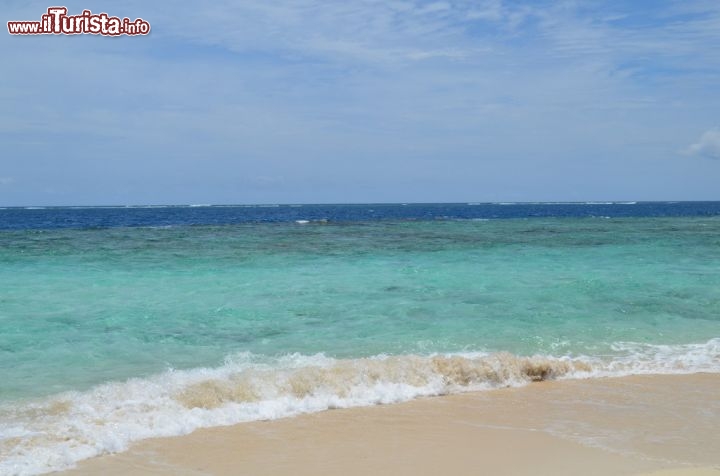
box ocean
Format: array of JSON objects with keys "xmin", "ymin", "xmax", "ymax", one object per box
[{"xmin": 1, "ymin": 202, "xmax": 719, "ymax": 475}]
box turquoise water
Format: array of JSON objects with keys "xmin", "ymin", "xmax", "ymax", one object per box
[
  {"xmin": 1, "ymin": 215, "xmax": 720, "ymax": 474},
  {"xmin": 2, "ymin": 217, "xmax": 720, "ymax": 398}
]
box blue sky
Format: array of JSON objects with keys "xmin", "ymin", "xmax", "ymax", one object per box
[{"xmin": 1, "ymin": 0, "xmax": 719, "ymax": 205}]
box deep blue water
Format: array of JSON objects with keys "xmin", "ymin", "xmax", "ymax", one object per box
[{"xmin": 1, "ymin": 201, "xmax": 719, "ymax": 230}]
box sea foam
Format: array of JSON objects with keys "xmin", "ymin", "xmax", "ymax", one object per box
[{"xmin": 1, "ymin": 339, "xmax": 719, "ymax": 475}]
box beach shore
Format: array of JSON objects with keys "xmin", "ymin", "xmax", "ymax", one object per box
[{"xmin": 62, "ymin": 373, "xmax": 720, "ymax": 476}]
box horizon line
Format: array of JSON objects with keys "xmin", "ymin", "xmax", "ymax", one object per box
[{"xmin": 2, "ymin": 200, "xmax": 719, "ymax": 209}]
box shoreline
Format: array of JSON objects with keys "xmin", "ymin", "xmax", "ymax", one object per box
[{"xmin": 61, "ymin": 373, "xmax": 720, "ymax": 476}]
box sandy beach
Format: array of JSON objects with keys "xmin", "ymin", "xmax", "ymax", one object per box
[{"xmin": 61, "ymin": 373, "xmax": 720, "ymax": 476}]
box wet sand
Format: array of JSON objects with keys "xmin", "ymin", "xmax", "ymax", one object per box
[{"xmin": 62, "ymin": 374, "xmax": 720, "ymax": 476}]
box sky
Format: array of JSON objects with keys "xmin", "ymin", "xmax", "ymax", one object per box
[{"xmin": 1, "ymin": 0, "xmax": 719, "ymax": 206}]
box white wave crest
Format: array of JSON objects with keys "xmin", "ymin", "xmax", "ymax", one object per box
[{"xmin": 1, "ymin": 339, "xmax": 718, "ymax": 475}]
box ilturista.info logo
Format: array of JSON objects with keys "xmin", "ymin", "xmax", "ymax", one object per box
[{"xmin": 7, "ymin": 7, "xmax": 150, "ymax": 36}]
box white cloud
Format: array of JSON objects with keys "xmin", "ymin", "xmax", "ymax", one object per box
[
  {"xmin": 0, "ymin": 177, "xmax": 14, "ymax": 186},
  {"xmin": 686, "ymin": 128, "xmax": 720, "ymax": 159},
  {"xmin": 417, "ymin": 2, "xmax": 452, "ymax": 15},
  {"xmin": 117, "ymin": 0, "xmax": 501, "ymax": 65}
]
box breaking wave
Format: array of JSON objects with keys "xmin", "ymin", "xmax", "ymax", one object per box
[{"xmin": 1, "ymin": 339, "xmax": 719, "ymax": 475}]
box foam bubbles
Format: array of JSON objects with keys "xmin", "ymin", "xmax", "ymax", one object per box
[{"xmin": 1, "ymin": 340, "xmax": 719, "ymax": 475}]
